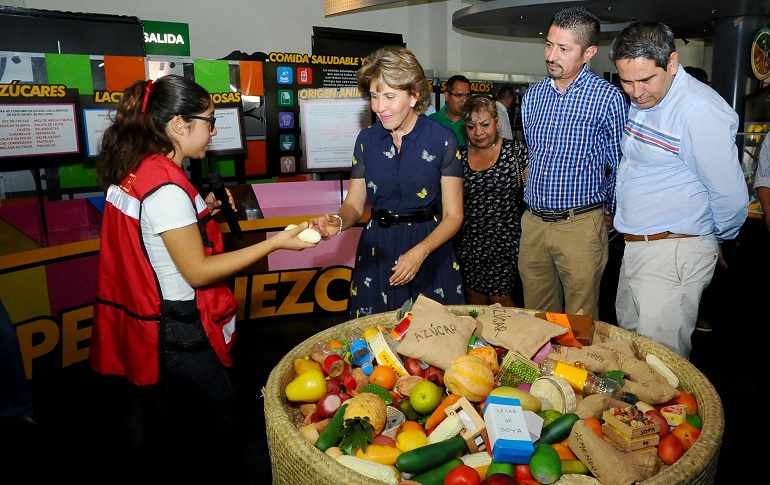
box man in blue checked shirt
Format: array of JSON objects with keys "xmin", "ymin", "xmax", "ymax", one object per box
[
  {"xmin": 610, "ymin": 22, "xmax": 748, "ymax": 359},
  {"xmin": 520, "ymin": 6, "xmax": 627, "ymax": 321}
]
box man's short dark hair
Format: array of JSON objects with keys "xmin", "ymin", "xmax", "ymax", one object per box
[
  {"xmin": 496, "ymin": 85, "xmax": 515, "ymax": 101},
  {"xmin": 609, "ymin": 22, "xmax": 676, "ymax": 70},
  {"xmin": 684, "ymin": 66, "xmax": 709, "ymax": 84},
  {"xmin": 550, "ymin": 6, "xmax": 600, "ymax": 50},
  {"xmin": 446, "ymin": 74, "xmax": 471, "ymax": 93}
]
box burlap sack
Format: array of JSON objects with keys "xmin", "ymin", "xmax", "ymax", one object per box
[
  {"xmin": 475, "ymin": 304, "xmax": 568, "ymax": 359},
  {"xmin": 621, "ymin": 380, "xmax": 680, "ymax": 405},
  {"xmin": 557, "ymin": 346, "xmax": 621, "ymax": 373},
  {"xmin": 616, "ymin": 354, "xmax": 670, "ymax": 385},
  {"xmin": 396, "ymin": 294, "xmax": 477, "ymax": 370},
  {"xmin": 574, "ymin": 394, "xmax": 629, "ymax": 420},
  {"xmin": 568, "ymin": 420, "xmax": 660, "ymax": 485},
  {"xmin": 589, "ymin": 339, "xmax": 637, "ymax": 362}
]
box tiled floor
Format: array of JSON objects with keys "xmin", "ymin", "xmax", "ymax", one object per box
[{"xmin": 4, "ymin": 219, "xmax": 766, "ymax": 484}]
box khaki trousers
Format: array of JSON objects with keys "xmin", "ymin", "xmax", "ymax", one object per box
[
  {"xmin": 616, "ymin": 234, "xmax": 717, "ymax": 359},
  {"xmin": 518, "ymin": 208, "xmax": 608, "ymax": 319}
]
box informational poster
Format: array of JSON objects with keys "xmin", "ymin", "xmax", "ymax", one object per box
[
  {"xmin": 208, "ymin": 106, "xmax": 245, "ymax": 152},
  {"xmin": 82, "ymin": 108, "xmax": 115, "ymax": 157},
  {"xmin": 263, "ymin": 56, "xmax": 364, "ymax": 175},
  {"xmin": 0, "ymin": 103, "xmax": 79, "ymax": 158},
  {"xmin": 299, "ymin": 97, "xmax": 369, "ymax": 171}
]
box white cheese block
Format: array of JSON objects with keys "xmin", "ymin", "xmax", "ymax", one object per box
[{"xmin": 284, "ymin": 224, "xmax": 322, "ymax": 244}]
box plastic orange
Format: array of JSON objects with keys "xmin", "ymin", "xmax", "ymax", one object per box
[
  {"xmin": 397, "ymin": 420, "xmax": 425, "ymax": 436},
  {"xmin": 673, "ymin": 390, "xmax": 698, "ymax": 415},
  {"xmin": 671, "ymin": 422, "xmax": 701, "ymax": 451},
  {"xmin": 551, "ymin": 442, "xmax": 577, "ymax": 460},
  {"xmin": 584, "ymin": 417, "xmax": 603, "ymax": 438},
  {"xmin": 369, "ymin": 365, "xmax": 398, "ymax": 390},
  {"xmin": 327, "ymin": 340, "xmax": 345, "ymax": 349}
]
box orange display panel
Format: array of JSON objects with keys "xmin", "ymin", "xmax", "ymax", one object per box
[
  {"xmin": 239, "ymin": 61, "xmax": 264, "ymax": 96},
  {"xmin": 103, "ymin": 55, "xmax": 146, "ymax": 92}
]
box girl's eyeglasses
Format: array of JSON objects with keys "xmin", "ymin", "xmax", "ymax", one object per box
[{"xmin": 180, "ymin": 114, "xmax": 216, "ymax": 132}]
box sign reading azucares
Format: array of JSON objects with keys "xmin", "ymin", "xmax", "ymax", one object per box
[{"xmin": 142, "ymin": 20, "xmax": 190, "ymax": 56}]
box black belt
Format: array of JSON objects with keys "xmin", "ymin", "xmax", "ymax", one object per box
[
  {"xmin": 160, "ymin": 300, "xmax": 209, "ymax": 353},
  {"xmin": 161, "ymin": 300, "xmax": 200, "ymax": 323},
  {"xmin": 371, "ymin": 206, "xmax": 437, "ymax": 227},
  {"xmin": 528, "ymin": 202, "xmax": 604, "ymax": 222}
]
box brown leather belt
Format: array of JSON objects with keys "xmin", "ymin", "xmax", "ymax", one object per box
[{"xmin": 623, "ymin": 232, "xmax": 699, "ymax": 242}]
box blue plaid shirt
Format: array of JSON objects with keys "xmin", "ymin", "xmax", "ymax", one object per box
[{"xmin": 522, "ymin": 65, "xmax": 627, "ymax": 213}]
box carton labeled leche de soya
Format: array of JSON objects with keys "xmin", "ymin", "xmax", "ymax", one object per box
[{"xmin": 482, "ymin": 395, "xmax": 535, "ymax": 464}]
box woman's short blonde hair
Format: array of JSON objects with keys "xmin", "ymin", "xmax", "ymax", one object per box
[{"xmin": 357, "ymin": 46, "xmax": 432, "ymax": 114}]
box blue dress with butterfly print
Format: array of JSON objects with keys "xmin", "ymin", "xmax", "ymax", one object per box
[{"xmin": 348, "ymin": 114, "xmax": 466, "ymax": 318}]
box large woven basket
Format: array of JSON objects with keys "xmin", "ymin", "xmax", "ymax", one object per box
[{"xmin": 264, "ymin": 306, "xmax": 723, "ymax": 484}]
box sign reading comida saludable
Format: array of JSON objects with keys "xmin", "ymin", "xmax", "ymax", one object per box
[{"xmin": 142, "ymin": 20, "xmax": 190, "ymax": 57}]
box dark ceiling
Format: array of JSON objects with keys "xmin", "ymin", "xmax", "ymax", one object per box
[{"xmin": 453, "ymin": 0, "xmax": 770, "ymax": 41}]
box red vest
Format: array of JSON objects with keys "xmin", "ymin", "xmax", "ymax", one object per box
[{"xmin": 90, "ymin": 154, "xmax": 237, "ymax": 385}]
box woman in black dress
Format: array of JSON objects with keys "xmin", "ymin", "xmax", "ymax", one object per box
[{"xmin": 455, "ymin": 95, "xmax": 529, "ymax": 306}]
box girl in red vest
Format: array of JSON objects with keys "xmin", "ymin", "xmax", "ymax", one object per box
[{"xmin": 91, "ymin": 74, "xmax": 317, "ymax": 483}]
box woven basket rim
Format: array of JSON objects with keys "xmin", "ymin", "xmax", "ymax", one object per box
[{"xmin": 264, "ymin": 306, "xmax": 724, "ymax": 485}]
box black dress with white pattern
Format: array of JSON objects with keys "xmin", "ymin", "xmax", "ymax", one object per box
[{"xmin": 454, "ymin": 138, "xmax": 528, "ymax": 296}]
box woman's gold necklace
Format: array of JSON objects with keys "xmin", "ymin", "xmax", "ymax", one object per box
[{"xmin": 470, "ymin": 138, "xmax": 499, "ymax": 169}]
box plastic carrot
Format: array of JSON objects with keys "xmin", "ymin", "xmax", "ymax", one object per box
[{"xmin": 424, "ymin": 393, "xmax": 462, "ymax": 431}]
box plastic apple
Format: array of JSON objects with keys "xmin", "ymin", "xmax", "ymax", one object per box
[
  {"xmin": 424, "ymin": 365, "xmax": 444, "ymax": 386},
  {"xmin": 403, "ymin": 357, "xmax": 426, "ymax": 377},
  {"xmin": 373, "ymin": 434, "xmax": 397, "ymax": 447}
]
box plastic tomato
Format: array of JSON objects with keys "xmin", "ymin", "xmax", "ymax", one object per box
[
  {"xmin": 514, "ymin": 464, "xmax": 534, "ymax": 481},
  {"xmin": 445, "ymin": 464, "xmax": 481, "ymax": 485}
]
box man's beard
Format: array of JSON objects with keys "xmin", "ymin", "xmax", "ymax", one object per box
[{"xmin": 546, "ymin": 61, "xmax": 563, "ymax": 79}]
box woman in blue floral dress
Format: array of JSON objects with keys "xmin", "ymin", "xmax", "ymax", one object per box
[{"xmin": 311, "ymin": 46, "xmax": 465, "ymax": 317}]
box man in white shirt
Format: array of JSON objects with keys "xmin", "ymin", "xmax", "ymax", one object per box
[
  {"xmin": 495, "ymin": 85, "xmax": 514, "ymax": 140},
  {"xmin": 610, "ymin": 22, "xmax": 748, "ymax": 358}
]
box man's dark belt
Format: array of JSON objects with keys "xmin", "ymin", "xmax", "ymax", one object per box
[
  {"xmin": 371, "ymin": 205, "xmax": 437, "ymax": 227},
  {"xmin": 528, "ymin": 202, "xmax": 604, "ymax": 222}
]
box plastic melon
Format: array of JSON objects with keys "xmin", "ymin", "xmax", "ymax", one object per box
[{"xmin": 443, "ymin": 354, "xmax": 495, "ymax": 402}]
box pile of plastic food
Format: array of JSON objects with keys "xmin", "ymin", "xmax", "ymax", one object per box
[{"xmin": 284, "ymin": 303, "xmax": 702, "ymax": 485}]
